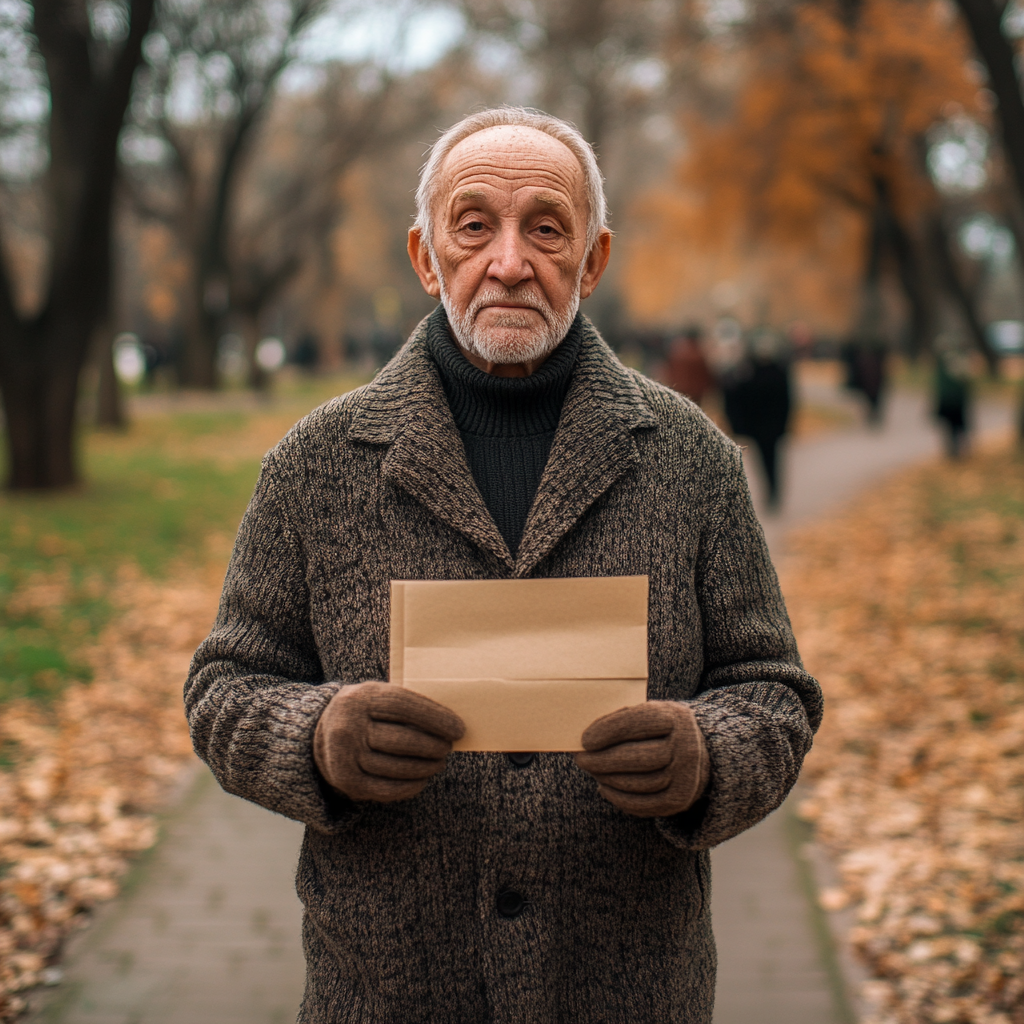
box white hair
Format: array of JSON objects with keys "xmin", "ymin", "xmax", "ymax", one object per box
[{"xmin": 414, "ymin": 106, "xmax": 609, "ymax": 254}]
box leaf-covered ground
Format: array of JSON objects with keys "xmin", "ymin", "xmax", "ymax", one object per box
[
  {"xmin": 0, "ymin": 376, "xmax": 363, "ymax": 1017},
  {"xmin": 0, "ymin": 570, "xmax": 217, "ymax": 1015},
  {"xmin": 0, "ymin": 411, "xmax": 264, "ymax": 1015},
  {"xmin": 785, "ymin": 440, "xmax": 1024, "ymax": 1024}
]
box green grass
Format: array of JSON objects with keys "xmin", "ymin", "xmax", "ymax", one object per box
[
  {"xmin": 0, "ymin": 431, "xmax": 260, "ymax": 703},
  {"xmin": 0, "ymin": 372, "xmax": 366, "ymax": 706}
]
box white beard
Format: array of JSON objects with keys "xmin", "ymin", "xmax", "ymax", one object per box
[{"xmin": 435, "ymin": 261, "xmax": 581, "ymax": 366}]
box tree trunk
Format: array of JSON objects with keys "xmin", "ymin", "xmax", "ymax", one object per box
[
  {"xmin": 854, "ymin": 202, "xmax": 887, "ymax": 339},
  {"xmin": 881, "ymin": 202, "xmax": 932, "ymax": 359},
  {"xmin": 240, "ymin": 309, "xmax": 269, "ymax": 392},
  {"xmin": 0, "ymin": 0, "xmax": 156, "ymax": 488},
  {"xmin": 926, "ymin": 215, "xmax": 1000, "ymax": 374},
  {"xmin": 862, "ymin": 173, "xmax": 935, "ymax": 358},
  {"xmin": 95, "ymin": 327, "xmax": 126, "ymax": 428},
  {"xmin": 179, "ymin": 270, "xmax": 219, "ymax": 388},
  {"xmin": 0, "ymin": 324, "xmax": 84, "ymax": 489},
  {"xmin": 955, "ymin": 0, "xmax": 1024, "ymax": 435}
]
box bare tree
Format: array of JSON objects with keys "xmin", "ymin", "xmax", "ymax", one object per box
[
  {"xmin": 0, "ymin": 0, "xmax": 156, "ymax": 489},
  {"xmin": 227, "ymin": 59, "xmax": 438, "ymax": 387},
  {"xmin": 954, "ymin": 0, "xmax": 1024, "ymax": 433},
  {"xmin": 456, "ymin": 0, "xmax": 684, "ymax": 165},
  {"xmin": 123, "ymin": 0, "xmax": 327, "ymax": 387}
]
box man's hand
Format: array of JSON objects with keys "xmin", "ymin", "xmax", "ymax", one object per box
[
  {"xmin": 314, "ymin": 683, "xmax": 465, "ymax": 803},
  {"xmin": 574, "ymin": 701, "xmax": 709, "ymax": 818}
]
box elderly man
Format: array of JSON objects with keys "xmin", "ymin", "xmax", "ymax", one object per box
[{"xmin": 187, "ymin": 107, "xmax": 822, "ymax": 1023}]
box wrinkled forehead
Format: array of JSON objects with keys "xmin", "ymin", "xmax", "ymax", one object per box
[{"xmin": 436, "ymin": 125, "xmax": 587, "ymax": 214}]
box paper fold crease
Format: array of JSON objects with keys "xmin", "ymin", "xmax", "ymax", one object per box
[{"xmin": 389, "ymin": 576, "xmax": 649, "ymax": 751}]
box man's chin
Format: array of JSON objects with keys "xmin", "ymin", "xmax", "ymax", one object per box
[{"xmin": 467, "ymin": 327, "xmax": 558, "ymax": 365}]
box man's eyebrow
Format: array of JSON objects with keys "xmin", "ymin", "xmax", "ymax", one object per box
[
  {"xmin": 534, "ymin": 192, "xmax": 567, "ymax": 209},
  {"xmin": 453, "ymin": 189, "xmax": 486, "ymax": 203}
]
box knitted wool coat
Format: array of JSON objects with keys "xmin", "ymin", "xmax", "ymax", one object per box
[{"xmin": 186, "ymin": 312, "xmax": 823, "ymax": 1024}]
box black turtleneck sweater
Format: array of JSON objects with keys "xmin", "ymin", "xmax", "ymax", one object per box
[{"xmin": 425, "ymin": 305, "xmax": 584, "ymax": 555}]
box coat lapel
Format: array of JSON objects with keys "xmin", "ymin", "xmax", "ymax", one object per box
[
  {"xmin": 347, "ymin": 322, "xmax": 514, "ymax": 572},
  {"xmin": 514, "ymin": 323, "xmax": 657, "ymax": 578},
  {"xmin": 347, "ymin": 314, "xmax": 654, "ymax": 578}
]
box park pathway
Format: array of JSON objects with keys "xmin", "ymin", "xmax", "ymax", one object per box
[
  {"xmin": 29, "ymin": 384, "xmax": 1016, "ymax": 1024},
  {"xmin": 712, "ymin": 386, "xmax": 1014, "ymax": 1024}
]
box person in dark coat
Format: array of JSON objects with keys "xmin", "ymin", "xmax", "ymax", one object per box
[
  {"xmin": 934, "ymin": 338, "xmax": 972, "ymax": 458},
  {"xmin": 664, "ymin": 326, "xmax": 714, "ymax": 406},
  {"xmin": 842, "ymin": 339, "xmax": 887, "ymax": 424},
  {"xmin": 292, "ymin": 332, "xmax": 319, "ymax": 373},
  {"xmin": 720, "ymin": 329, "xmax": 792, "ymax": 510},
  {"xmin": 186, "ymin": 107, "xmax": 822, "ymax": 1024}
]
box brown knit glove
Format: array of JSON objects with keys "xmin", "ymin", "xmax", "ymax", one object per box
[
  {"xmin": 313, "ymin": 683, "xmax": 465, "ymax": 803},
  {"xmin": 574, "ymin": 701, "xmax": 710, "ymax": 818}
]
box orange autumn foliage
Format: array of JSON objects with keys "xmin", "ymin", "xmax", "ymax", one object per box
[{"xmin": 623, "ymin": 0, "xmax": 989, "ymax": 331}]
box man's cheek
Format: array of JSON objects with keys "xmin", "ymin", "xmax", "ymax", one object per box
[{"xmin": 438, "ymin": 242, "xmax": 474, "ymax": 272}]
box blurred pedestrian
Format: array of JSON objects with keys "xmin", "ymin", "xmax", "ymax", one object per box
[
  {"xmin": 664, "ymin": 326, "xmax": 714, "ymax": 405},
  {"xmin": 842, "ymin": 339, "xmax": 887, "ymax": 425},
  {"xmin": 721, "ymin": 328, "xmax": 792, "ymax": 510},
  {"xmin": 292, "ymin": 331, "xmax": 319, "ymax": 373},
  {"xmin": 710, "ymin": 317, "xmax": 749, "ymax": 434},
  {"xmin": 934, "ymin": 337, "xmax": 972, "ymax": 458}
]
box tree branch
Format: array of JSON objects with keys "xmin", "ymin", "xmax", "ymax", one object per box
[
  {"xmin": 120, "ymin": 171, "xmax": 179, "ymax": 226},
  {"xmin": 46, "ymin": 0, "xmax": 156, "ymax": 325},
  {"xmin": 955, "ymin": 0, "xmax": 1024, "ymax": 208},
  {"xmin": 927, "ymin": 213, "xmax": 1000, "ymax": 374},
  {"xmin": 198, "ymin": 0, "xmax": 329, "ymax": 279}
]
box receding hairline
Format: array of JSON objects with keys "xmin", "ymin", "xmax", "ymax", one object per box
[
  {"xmin": 437, "ymin": 126, "xmax": 588, "ymax": 200},
  {"xmin": 446, "ymin": 122, "xmax": 582, "ymax": 152}
]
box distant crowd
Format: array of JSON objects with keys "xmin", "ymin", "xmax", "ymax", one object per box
[{"xmin": 647, "ymin": 321, "xmax": 975, "ymax": 509}]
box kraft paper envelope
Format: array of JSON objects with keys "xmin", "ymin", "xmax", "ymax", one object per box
[{"xmin": 389, "ymin": 576, "xmax": 648, "ymax": 752}]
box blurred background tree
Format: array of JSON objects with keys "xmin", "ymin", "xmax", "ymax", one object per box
[
  {"xmin": 955, "ymin": 0, "xmax": 1024, "ymax": 434},
  {"xmin": 0, "ymin": 0, "xmax": 155, "ymax": 488},
  {"xmin": 121, "ymin": 0, "xmax": 330, "ymax": 389},
  {"xmin": 623, "ymin": 0, "xmax": 1007, "ymax": 368}
]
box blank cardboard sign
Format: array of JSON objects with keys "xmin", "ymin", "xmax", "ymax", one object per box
[{"xmin": 389, "ymin": 576, "xmax": 648, "ymax": 751}]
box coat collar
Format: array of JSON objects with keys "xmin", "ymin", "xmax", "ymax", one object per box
[{"xmin": 347, "ymin": 310, "xmax": 656, "ymax": 577}]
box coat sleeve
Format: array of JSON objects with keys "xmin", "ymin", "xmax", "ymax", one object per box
[
  {"xmin": 657, "ymin": 446, "xmax": 823, "ymax": 850},
  {"xmin": 185, "ymin": 451, "xmax": 360, "ymax": 834}
]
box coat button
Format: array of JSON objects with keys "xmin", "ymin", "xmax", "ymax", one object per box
[
  {"xmin": 496, "ymin": 890, "xmax": 526, "ymax": 919},
  {"xmin": 508, "ymin": 752, "xmax": 535, "ymax": 767}
]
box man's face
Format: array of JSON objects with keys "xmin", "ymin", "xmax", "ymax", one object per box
[{"xmin": 409, "ymin": 125, "xmax": 611, "ymax": 372}]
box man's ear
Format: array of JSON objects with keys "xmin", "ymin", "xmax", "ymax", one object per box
[
  {"xmin": 579, "ymin": 229, "xmax": 612, "ymax": 300},
  {"xmin": 408, "ymin": 227, "xmax": 441, "ymax": 299}
]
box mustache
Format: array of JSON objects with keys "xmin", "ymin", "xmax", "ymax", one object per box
[{"xmin": 467, "ymin": 287, "xmax": 553, "ymax": 322}]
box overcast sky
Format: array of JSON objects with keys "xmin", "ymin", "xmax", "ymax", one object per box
[{"xmin": 294, "ymin": 1, "xmax": 466, "ymax": 74}]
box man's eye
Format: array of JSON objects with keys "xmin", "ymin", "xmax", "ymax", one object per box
[
  {"xmin": 537, "ymin": 225, "xmax": 555, "ymax": 235},
  {"xmin": 464, "ymin": 221, "xmax": 485, "ymax": 231}
]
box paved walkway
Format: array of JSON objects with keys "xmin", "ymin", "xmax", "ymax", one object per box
[
  {"xmin": 31, "ymin": 775, "xmax": 306, "ymax": 1024},
  {"xmin": 712, "ymin": 386, "xmax": 1013, "ymax": 1024},
  {"xmin": 30, "ymin": 385, "xmax": 1016, "ymax": 1024}
]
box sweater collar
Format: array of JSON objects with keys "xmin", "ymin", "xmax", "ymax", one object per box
[
  {"xmin": 424, "ymin": 305, "xmax": 583, "ymax": 438},
  {"xmin": 346, "ymin": 308, "xmax": 657, "ymax": 576}
]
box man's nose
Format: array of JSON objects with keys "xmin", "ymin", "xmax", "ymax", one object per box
[{"xmin": 485, "ymin": 227, "xmax": 534, "ymax": 287}]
